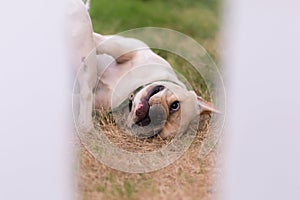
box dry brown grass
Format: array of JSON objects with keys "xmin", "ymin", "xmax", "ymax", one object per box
[
  {"xmin": 74, "ymin": 112, "xmax": 221, "ymax": 200},
  {"xmin": 94, "ymin": 109, "xmax": 174, "ymax": 153}
]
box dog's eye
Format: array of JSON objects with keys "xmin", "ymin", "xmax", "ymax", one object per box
[
  {"xmin": 170, "ymin": 101, "xmax": 180, "ymax": 113},
  {"xmin": 128, "ymin": 93, "xmax": 134, "ymax": 101},
  {"xmin": 128, "ymin": 93, "xmax": 134, "ymax": 112}
]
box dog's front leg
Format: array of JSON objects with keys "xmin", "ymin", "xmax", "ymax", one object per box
[
  {"xmin": 93, "ymin": 33, "xmax": 147, "ymax": 63},
  {"xmin": 77, "ymin": 49, "xmax": 97, "ymax": 132}
]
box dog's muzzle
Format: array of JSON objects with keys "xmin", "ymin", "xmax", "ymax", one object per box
[
  {"xmin": 130, "ymin": 103, "xmax": 167, "ymax": 138},
  {"xmin": 112, "ymin": 84, "xmax": 168, "ymax": 138}
]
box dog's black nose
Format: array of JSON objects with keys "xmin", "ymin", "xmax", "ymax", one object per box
[{"xmin": 130, "ymin": 104, "xmax": 167, "ymax": 138}]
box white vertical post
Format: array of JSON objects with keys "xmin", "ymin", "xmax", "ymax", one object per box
[
  {"xmin": 0, "ymin": 1, "xmax": 71, "ymax": 200},
  {"xmin": 223, "ymin": 0, "xmax": 300, "ymax": 199}
]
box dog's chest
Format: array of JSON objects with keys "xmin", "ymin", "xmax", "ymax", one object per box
[{"xmin": 94, "ymin": 54, "xmax": 135, "ymax": 108}]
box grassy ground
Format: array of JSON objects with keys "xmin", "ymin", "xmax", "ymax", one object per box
[
  {"xmin": 90, "ymin": 0, "xmax": 221, "ymax": 62},
  {"xmin": 77, "ymin": 0, "xmax": 222, "ymax": 199}
]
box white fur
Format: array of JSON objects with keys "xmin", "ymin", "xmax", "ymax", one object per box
[{"xmin": 67, "ymin": 0, "xmax": 97, "ymax": 131}]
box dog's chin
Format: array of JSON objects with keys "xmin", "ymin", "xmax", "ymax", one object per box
[{"xmin": 127, "ymin": 104, "xmax": 167, "ymax": 138}]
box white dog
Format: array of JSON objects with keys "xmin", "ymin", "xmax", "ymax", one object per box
[
  {"xmin": 68, "ymin": 0, "xmax": 218, "ymax": 137},
  {"xmin": 67, "ymin": 0, "xmax": 97, "ymax": 131}
]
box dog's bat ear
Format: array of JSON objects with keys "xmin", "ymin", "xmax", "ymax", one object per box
[{"xmin": 197, "ymin": 96, "xmax": 220, "ymax": 114}]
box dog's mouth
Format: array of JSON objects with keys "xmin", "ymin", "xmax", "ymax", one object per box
[
  {"xmin": 134, "ymin": 85, "xmax": 165, "ymax": 127},
  {"xmin": 130, "ymin": 103, "xmax": 167, "ymax": 138},
  {"xmin": 136, "ymin": 115, "xmax": 151, "ymax": 126},
  {"xmin": 126, "ymin": 85, "xmax": 167, "ymax": 138}
]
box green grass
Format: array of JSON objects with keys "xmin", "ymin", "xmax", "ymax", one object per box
[
  {"xmin": 123, "ymin": 180, "xmax": 137, "ymax": 199},
  {"xmin": 96, "ymin": 173, "xmax": 138, "ymax": 199},
  {"xmin": 90, "ymin": 0, "xmax": 220, "ymax": 59}
]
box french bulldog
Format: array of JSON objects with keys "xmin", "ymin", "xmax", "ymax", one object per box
[{"xmin": 68, "ymin": 0, "xmax": 218, "ymax": 137}]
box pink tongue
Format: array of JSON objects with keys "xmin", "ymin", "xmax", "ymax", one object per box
[
  {"xmin": 137, "ymin": 103, "xmax": 143, "ymax": 109},
  {"xmin": 136, "ymin": 102, "xmax": 149, "ymax": 118}
]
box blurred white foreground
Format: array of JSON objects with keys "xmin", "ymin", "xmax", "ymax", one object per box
[
  {"xmin": 223, "ymin": 0, "xmax": 300, "ymax": 199},
  {"xmin": 0, "ymin": 1, "xmax": 71, "ymax": 200}
]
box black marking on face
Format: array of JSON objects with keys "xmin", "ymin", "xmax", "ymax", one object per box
[
  {"xmin": 149, "ymin": 85, "xmax": 165, "ymax": 98},
  {"xmin": 128, "ymin": 92, "xmax": 134, "ymax": 112}
]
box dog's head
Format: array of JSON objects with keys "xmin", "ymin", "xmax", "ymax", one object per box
[{"xmin": 125, "ymin": 81, "xmax": 219, "ymax": 138}]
